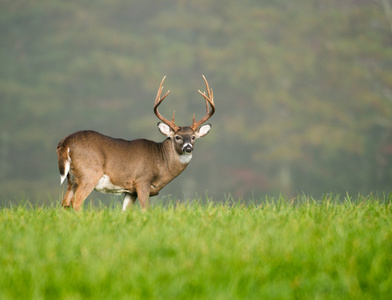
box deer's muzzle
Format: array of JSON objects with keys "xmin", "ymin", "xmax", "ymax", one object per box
[{"xmin": 183, "ymin": 143, "xmax": 193, "ymax": 154}]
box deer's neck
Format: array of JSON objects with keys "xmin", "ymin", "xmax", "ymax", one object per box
[{"xmin": 160, "ymin": 138, "xmax": 190, "ymax": 174}]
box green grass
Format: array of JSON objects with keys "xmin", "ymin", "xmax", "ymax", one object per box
[{"xmin": 0, "ymin": 195, "xmax": 391, "ymax": 299}]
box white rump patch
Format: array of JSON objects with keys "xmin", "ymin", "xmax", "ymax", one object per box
[
  {"xmin": 60, "ymin": 148, "xmax": 71, "ymax": 185},
  {"xmin": 95, "ymin": 174, "xmax": 129, "ymax": 195},
  {"xmin": 180, "ymin": 154, "xmax": 192, "ymax": 164}
]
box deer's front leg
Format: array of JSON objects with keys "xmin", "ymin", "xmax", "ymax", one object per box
[{"xmin": 136, "ymin": 185, "xmax": 150, "ymax": 210}]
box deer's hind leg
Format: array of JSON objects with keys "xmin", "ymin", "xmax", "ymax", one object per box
[
  {"xmin": 62, "ymin": 185, "xmax": 74, "ymax": 208},
  {"xmin": 70, "ymin": 172, "xmax": 103, "ymax": 211},
  {"xmin": 61, "ymin": 175, "xmax": 75, "ymax": 208},
  {"xmin": 71, "ymin": 182, "xmax": 96, "ymax": 211}
]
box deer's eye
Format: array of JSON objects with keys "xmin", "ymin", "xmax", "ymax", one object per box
[
  {"xmin": 191, "ymin": 136, "xmax": 196, "ymax": 141},
  {"xmin": 175, "ymin": 135, "xmax": 182, "ymax": 141}
]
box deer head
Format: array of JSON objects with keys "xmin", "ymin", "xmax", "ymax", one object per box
[{"xmin": 153, "ymin": 75, "xmax": 215, "ymax": 158}]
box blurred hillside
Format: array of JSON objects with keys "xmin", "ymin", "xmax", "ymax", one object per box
[{"xmin": 1, "ymin": 0, "xmax": 392, "ymax": 204}]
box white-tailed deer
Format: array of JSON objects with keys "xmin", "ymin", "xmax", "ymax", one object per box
[{"xmin": 57, "ymin": 75, "xmax": 215, "ymax": 211}]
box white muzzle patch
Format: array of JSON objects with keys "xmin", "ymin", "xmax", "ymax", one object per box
[{"xmin": 182, "ymin": 142, "xmax": 193, "ymax": 154}]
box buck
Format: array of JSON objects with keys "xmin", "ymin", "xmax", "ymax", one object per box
[{"xmin": 56, "ymin": 75, "xmax": 215, "ymax": 211}]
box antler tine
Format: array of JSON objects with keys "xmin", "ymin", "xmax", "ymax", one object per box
[
  {"xmin": 153, "ymin": 76, "xmax": 179, "ymax": 132},
  {"xmin": 191, "ymin": 75, "xmax": 215, "ymax": 130},
  {"xmin": 154, "ymin": 76, "xmax": 169, "ymax": 107}
]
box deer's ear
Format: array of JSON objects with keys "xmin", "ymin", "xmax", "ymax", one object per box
[
  {"xmin": 157, "ymin": 122, "xmax": 173, "ymax": 137},
  {"xmin": 195, "ymin": 124, "xmax": 211, "ymax": 138}
]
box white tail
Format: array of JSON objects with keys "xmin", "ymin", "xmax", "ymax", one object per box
[
  {"xmin": 56, "ymin": 75, "xmax": 215, "ymax": 211},
  {"xmin": 59, "ymin": 148, "xmax": 70, "ymax": 185}
]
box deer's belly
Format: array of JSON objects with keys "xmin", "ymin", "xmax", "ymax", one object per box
[{"xmin": 95, "ymin": 175, "xmax": 132, "ymax": 195}]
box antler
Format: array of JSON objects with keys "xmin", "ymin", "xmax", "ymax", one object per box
[
  {"xmin": 191, "ymin": 75, "xmax": 215, "ymax": 130},
  {"xmin": 153, "ymin": 76, "xmax": 179, "ymax": 132}
]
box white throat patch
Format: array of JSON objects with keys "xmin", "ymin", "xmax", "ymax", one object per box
[{"xmin": 180, "ymin": 154, "xmax": 192, "ymax": 164}]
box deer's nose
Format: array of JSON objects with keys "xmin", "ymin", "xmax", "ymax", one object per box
[{"xmin": 183, "ymin": 143, "xmax": 193, "ymax": 153}]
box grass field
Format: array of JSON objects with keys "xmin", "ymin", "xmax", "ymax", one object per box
[{"xmin": 0, "ymin": 195, "xmax": 391, "ymax": 299}]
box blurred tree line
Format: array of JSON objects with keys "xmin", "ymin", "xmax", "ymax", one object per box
[{"xmin": 1, "ymin": 0, "xmax": 392, "ymax": 203}]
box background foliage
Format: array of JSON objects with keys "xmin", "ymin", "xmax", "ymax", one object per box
[{"xmin": 1, "ymin": 0, "xmax": 392, "ymax": 203}]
